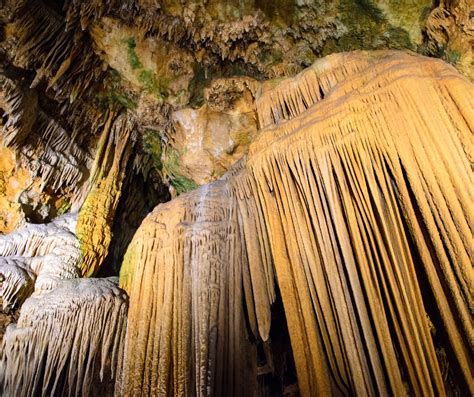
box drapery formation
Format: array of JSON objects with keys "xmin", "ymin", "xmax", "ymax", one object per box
[
  {"xmin": 119, "ymin": 51, "xmax": 473, "ymax": 396},
  {"xmin": 119, "ymin": 177, "xmax": 270, "ymax": 396}
]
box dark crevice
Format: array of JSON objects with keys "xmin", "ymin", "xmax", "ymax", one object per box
[{"xmin": 256, "ymin": 285, "xmax": 299, "ymax": 397}]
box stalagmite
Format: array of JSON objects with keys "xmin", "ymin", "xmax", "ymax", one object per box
[
  {"xmin": 120, "ymin": 51, "xmax": 473, "ymax": 396},
  {"xmin": 0, "ymin": 277, "xmax": 128, "ymax": 396}
]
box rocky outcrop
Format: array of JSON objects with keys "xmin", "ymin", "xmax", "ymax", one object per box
[
  {"xmin": 0, "ymin": 144, "xmax": 35, "ymax": 233},
  {"xmin": 168, "ymin": 77, "xmax": 258, "ymax": 186}
]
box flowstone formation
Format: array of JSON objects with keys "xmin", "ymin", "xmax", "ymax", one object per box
[
  {"xmin": 1, "ymin": 277, "xmax": 127, "ymax": 396},
  {"xmin": 0, "ymin": 0, "xmax": 473, "ymax": 396},
  {"xmin": 118, "ymin": 51, "xmax": 473, "ymax": 396},
  {"xmin": 0, "ymin": 213, "xmax": 80, "ymax": 312},
  {"xmin": 119, "ymin": 179, "xmax": 268, "ymax": 396}
]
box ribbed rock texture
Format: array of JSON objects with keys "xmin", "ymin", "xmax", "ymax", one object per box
[
  {"xmin": 0, "ymin": 0, "xmax": 473, "ymax": 395},
  {"xmin": 119, "ymin": 179, "xmax": 265, "ymax": 396},
  {"xmin": 119, "ymin": 51, "xmax": 473, "ymax": 396},
  {"xmin": 1, "ymin": 277, "xmax": 127, "ymax": 396},
  {"xmin": 0, "ymin": 214, "xmax": 80, "ymax": 311}
]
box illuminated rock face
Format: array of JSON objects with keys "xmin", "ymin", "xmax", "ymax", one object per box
[
  {"xmin": 170, "ymin": 79, "xmax": 258, "ymax": 185},
  {"xmin": 119, "ymin": 51, "xmax": 473, "ymax": 396},
  {"xmin": 2, "ymin": 1, "xmax": 471, "ymax": 395},
  {"xmin": 119, "ymin": 179, "xmax": 265, "ymax": 396}
]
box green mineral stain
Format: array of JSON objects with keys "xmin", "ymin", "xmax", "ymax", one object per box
[
  {"xmin": 322, "ymin": 0, "xmax": 414, "ymax": 55},
  {"xmin": 143, "ymin": 129, "xmax": 163, "ymax": 171},
  {"xmin": 124, "ymin": 37, "xmax": 166, "ymax": 100},
  {"xmin": 163, "ymin": 148, "xmax": 198, "ymax": 194},
  {"xmin": 126, "ymin": 37, "xmax": 143, "ymax": 70}
]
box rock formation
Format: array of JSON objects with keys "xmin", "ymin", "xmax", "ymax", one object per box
[
  {"xmin": 0, "ymin": 1, "xmax": 472, "ymax": 396},
  {"xmin": 1, "ymin": 277, "xmax": 127, "ymax": 396},
  {"xmin": 0, "ymin": 213, "xmax": 80, "ymax": 311},
  {"xmin": 118, "ymin": 51, "xmax": 473, "ymax": 396}
]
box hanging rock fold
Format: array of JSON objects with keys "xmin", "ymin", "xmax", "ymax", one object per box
[{"xmin": 119, "ymin": 51, "xmax": 473, "ymax": 396}]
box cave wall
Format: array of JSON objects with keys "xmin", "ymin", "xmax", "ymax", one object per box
[{"xmin": 0, "ymin": 1, "xmax": 472, "ymax": 396}]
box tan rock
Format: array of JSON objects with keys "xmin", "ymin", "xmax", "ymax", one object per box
[
  {"xmin": 170, "ymin": 104, "xmax": 257, "ymax": 185},
  {"xmin": 119, "ymin": 51, "xmax": 473, "ymax": 396},
  {"xmin": 425, "ymin": 0, "xmax": 473, "ymax": 79}
]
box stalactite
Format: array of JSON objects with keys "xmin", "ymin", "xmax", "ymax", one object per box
[
  {"xmin": 76, "ymin": 113, "xmax": 137, "ymax": 276},
  {"xmin": 120, "ymin": 51, "xmax": 473, "ymax": 396},
  {"xmin": 0, "ymin": 72, "xmax": 99, "ymax": 199},
  {"xmin": 0, "ymin": 74, "xmax": 38, "ymax": 148},
  {"xmin": 18, "ymin": 110, "xmax": 94, "ymax": 195},
  {"xmin": 243, "ymin": 50, "xmax": 473, "ymax": 396},
  {"xmin": 64, "ymin": 0, "xmax": 160, "ymax": 31},
  {"xmin": 0, "ymin": 277, "xmax": 128, "ymax": 396},
  {"xmin": 10, "ymin": 0, "xmax": 105, "ymax": 102},
  {"xmin": 254, "ymin": 51, "xmax": 379, "ymax": 128},
  {"xmin": 0, "ymin": 214, "xmax": 81, "ymax": 311}
]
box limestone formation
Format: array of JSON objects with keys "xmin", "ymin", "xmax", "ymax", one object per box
[
  {"xmin": 119, "ymin": 179, "xmax": 265, "ymax": 396},
  {"xmin": 0, "ymin": 144, "xmax": 36, "ymax": 233},
  {"xmin": 424, "ymin": 0, "xmax": 473, "ymax": 79},
  {"xmin": 169, "ymin": 79, "xmax": 258, "ymax": 185},
  {"xmin": 0, "ymin": 213, "xmax": 80, "ymax": 312},
  {"xmin": 0, "ymin": 0, "xmax": 473, "ymax": 396},
  {"xmin": 76, "ymin": 113, "xmax": 138, "ymax": 277},
  {"xmin": 119, "ymin": 51, "xmax": 473, "ymax": 396},
  {"xmin": 243, "ymin": 51, "xmax": 473, "ymax": 396},
  {"xmin": 0, "ymin": 277, "xmax": 128, "ymax": 396}
]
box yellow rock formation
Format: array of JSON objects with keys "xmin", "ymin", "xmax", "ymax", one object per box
[
  {"xmin": 0, "ymin": 145, "xmax": 31, "ymax": 233},
  {"xmin": 76, "ymin": 113, "xmax": 136, "ymax": 276},
  {"xmin": 119, "ymin": 51, "xmax": 473, "ymax": 396}
]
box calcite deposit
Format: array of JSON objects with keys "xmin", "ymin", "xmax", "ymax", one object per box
[
  {"xmin": 1, "ymin": 277, "xmax": 128, "ymax": 396},
  {"xmin": 118, "ymin": 51, "xmax": 473, "ymax": 396},
  {"xmin": 0, "ymin": 1, "xmax": 472, "ymax": 396}
]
